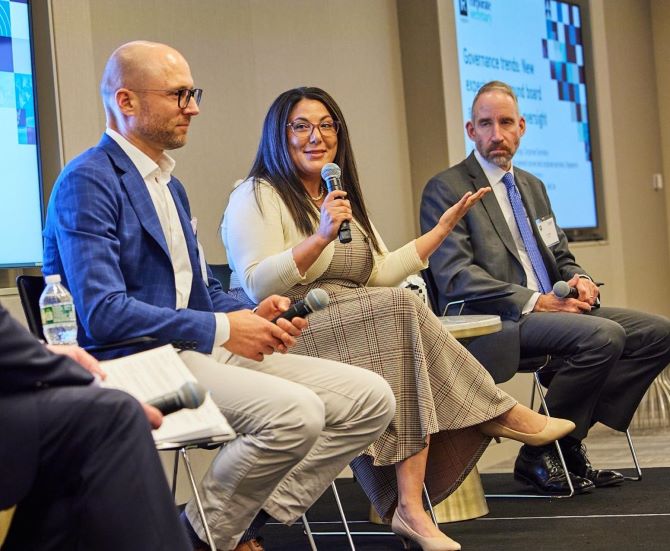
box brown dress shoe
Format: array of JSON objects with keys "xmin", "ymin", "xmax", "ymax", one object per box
[{"xmin": 232, "ymin": 539, "xmax": 265, "ymax": 551}]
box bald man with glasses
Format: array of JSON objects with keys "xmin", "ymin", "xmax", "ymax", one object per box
[{"xmin": 43, "ymin": 41, "xmax": 394, "ymax": 551}]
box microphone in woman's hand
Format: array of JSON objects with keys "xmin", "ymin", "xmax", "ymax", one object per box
[
  {"xmin": 321, "ymin": 163, "xmax": 352, "ymax": 243},
  {"xmin": 272, "ymin": 289, "xmax": 330, "ymax": 322}
]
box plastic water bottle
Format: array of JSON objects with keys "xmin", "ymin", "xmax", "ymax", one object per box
[{"xmin": 39, "ymin": 274, "xmax": 78, "ymax": 345}]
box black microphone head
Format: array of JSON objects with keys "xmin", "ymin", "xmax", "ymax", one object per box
[
  {"xmin": 177, "ymin": 381, "xmax": 208, "ymax": 409},
  {"xmin": 321, "ymin": 163, "xmax": 341, "ymax": 181},
  {"xmin": 553, "ymin": 280, "xmax": 571, "ymax": 298},
  {"xmin": 304, "ymin": 288, "xmax": 329, "ymax": 313}
]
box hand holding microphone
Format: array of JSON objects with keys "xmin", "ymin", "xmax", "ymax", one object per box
[
  {"xmin": 147, "ymin": 381, "xmax": 207, "ymax": 416},
  {"xmin": 553, "ymin": 280, "xmax": 601, "ymax": 308},
  {"xmin": 552, "ymin": 281, "xmax": 579, "ymax": 299},
  {"xmin": 321, "ymin": 163, "xmax": 352, "ymax": 243},
  {"xmin": 272, "ymin": 288, "xmax": 330, "ymax": 322}
]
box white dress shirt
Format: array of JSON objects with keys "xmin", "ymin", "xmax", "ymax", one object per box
[
  {"xmin": 105, "ymin": 128, "xmax": 230, "ymax": 348},
  {"xmin": 473, "ymin": 149, "xmax": 541, "ymax": 313}
]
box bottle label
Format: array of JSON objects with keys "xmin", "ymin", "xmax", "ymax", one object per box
[{"xmin": 41, "ymin": 304, "xmax": 76, "ymax": 325}]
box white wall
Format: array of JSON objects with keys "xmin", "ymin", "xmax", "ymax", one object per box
[
  {"xmin": 652, "ymin": 0, "xmax": 670, "ymax": 268},
  {"xmin": 597, "ymin": 0, "xmax": 670, "ymax": 314}
]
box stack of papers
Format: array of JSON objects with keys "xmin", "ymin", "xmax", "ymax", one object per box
[{"xmin": 101, "ymin": 345, "xmax": 235, "ymax": 446}]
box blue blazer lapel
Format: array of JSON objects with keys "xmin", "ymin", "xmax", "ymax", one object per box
[
  {"xmin": 99, "ymin": 135, "xmax": 170, "ymax": 258},
  {"xmin": 168, "ymin": 180, "xmax": 201, "ymax": 277},
  {"xmin": 464, "ymin": 153, "xmax": 523, "ymax": 266}
]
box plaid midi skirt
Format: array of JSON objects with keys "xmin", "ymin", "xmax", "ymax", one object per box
[{"xmin": 229, "ymin": 227, "xmax": 516, "ymax": 519}]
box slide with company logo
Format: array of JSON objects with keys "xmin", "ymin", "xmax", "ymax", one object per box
[
  {"xmin": 0, "ymin": 0, "xmax": 43, "ymax": 267},
  {"xmin": 454, "ymin": 0, "xmax": 598, "ymax": 232}
]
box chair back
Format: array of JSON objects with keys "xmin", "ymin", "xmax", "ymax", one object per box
[
  {"xmin": 420, "ymin": 268, "xmax": 441, "ymax": 315},
  {"xmin": 210, "ymin": 263, "xmax": 232, "ymax": 292},
  {"xmin": 16, "ymin": 275, "xmax": 46, "ymax": 341}
]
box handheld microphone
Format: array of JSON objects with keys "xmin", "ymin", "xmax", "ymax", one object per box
[
  {"xmin": 321, "ymin": 163, "xmax": 352, "ymax": 243},
  {"xmin": 552, "ymin": 281, "xmax": 579, "ymax": 299},
  {"xmin": 272, "ymin": 288, "xmax": 329, "ymax": 322},
  {"xmin": 554, "ymin": 280, "xmax": 601, "ymax": 308},
  {"xmin": 147, "ymin": 381, "xmax": 207, "ymax": 416}
]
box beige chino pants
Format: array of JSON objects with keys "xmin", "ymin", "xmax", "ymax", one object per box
[{"xmin": 180, "ymin": 350, "xmax": 395, "ymax": 551}]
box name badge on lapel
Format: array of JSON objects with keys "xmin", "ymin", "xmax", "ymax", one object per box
[
  {"xmin": 536, "ymin": 215, "xmax": 559, "ymax": 247},
  {"xmin": 191, "ymin": 217, "xmax": 210, "ymax": 285}
]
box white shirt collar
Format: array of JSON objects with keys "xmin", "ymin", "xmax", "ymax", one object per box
[
  {"xmin": 105, "ymin": 128, "xmax": 176, "ymax": 182},
  {"xmin": 473, "ymin": 148, "xmax": 515, "ymax": 186}
]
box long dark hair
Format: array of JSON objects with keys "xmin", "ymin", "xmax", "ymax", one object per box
[{"xmin": 246, "ymin": 86, "xmax": 381, "ymax": 253}]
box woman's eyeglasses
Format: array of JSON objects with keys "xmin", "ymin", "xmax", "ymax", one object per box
[{"xmin": 286, "ymin": 119, "xmax": 340, "ymax": 137}]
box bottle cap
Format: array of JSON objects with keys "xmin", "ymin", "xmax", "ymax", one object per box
[{"xmin": 44, "ymin": 274, "xmax": 61, "ymax": 284}]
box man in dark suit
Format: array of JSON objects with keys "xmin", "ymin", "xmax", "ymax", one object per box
[
  {"xmin": 42, "ymin": 41, "xmax": 394, "ymax": 551},
  {"xmin": 420, "ymin": 80, "xmax": 670, "ymax": 495},
  {"xmin": 0, "ymin": 303, "xmax": 190, "ymax": 550}
]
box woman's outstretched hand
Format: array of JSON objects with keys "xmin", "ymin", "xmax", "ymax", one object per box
[
  {"xmin": 436, "ymin": 187, "xmax": 491, "ymax": 235},
  {"xmin": 415, "ymin": 187, "xmax": 491, "ymax": 262}
]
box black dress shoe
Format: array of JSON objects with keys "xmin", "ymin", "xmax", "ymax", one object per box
[
  {"xmin": 514, "ymin": 446, "xmax": 594, "ymax": 495},
  {"xmin": 562, "ymin": 442, "xmax": 625, "ymax": 487}
]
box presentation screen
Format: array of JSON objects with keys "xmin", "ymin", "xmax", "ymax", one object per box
[
  {"xmin": 453, "ymin": 0, "xmax": 601, "ymax": 238},
  {"xmin": 0, "ymin": 0, "xmax": 44, "ymax": 267}
]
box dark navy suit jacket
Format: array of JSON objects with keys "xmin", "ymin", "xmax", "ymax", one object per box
[
  {"xmin": 420, "ymin": 152, "xmax": 585, "ymax": 382},
  {"xmin": 43, "ymin": 134, "xmax": 245, "ymax": 358},
  {"xmin": 0, "ymin": 305, "xmax": 93, "ymax": 508}
]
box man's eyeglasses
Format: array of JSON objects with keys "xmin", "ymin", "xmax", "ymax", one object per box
[
  {"xmin": 287, "ymin": 119, "xmax": 340, "ymax": 137},
  {"xmin": 129, "ymin": 88, "xmax": 203, "ymax": 109}
]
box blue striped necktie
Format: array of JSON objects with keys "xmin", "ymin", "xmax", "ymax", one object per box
[{"xmin": 502, "ymin": 172, "xmax": 552, "ymax": 293}]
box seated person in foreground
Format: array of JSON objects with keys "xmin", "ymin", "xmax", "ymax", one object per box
[
  {"xmin": 420, "ymin": 80, "xmax": 670, "ymax": 495},
  {"xmin": 42, "ymin": 42, "xmax": 395, "ymax": 551},
  {"xmin": 0, "ymin": 303, "xmax": 190, "ymax": 551},
  {"xmin": 221, "ymin": 86, "xmax": 575, "ymax": 551}
]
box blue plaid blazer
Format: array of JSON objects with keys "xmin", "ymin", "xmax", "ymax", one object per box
[{"xmin": 43, "ymin": 134, "xmax": 245, "ymax": 357}]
